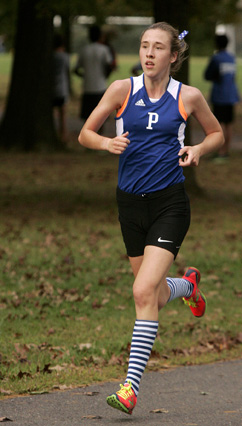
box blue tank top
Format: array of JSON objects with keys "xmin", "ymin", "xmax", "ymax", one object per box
[{"xmin": 116, "ymin": 74, "xmax": 187, "ymax": 194}]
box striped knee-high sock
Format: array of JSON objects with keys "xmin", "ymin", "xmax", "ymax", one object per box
[
  {"xmin": 166, "ymin": 277, "xmax": 193, "ymax": 303},
  {"xmin": 125, "ymin": 319, "xmax": 158, "ymax": 396}
]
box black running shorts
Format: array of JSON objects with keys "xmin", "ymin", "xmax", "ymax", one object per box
[{"xmin": 116, "ymin": 183, "xmax": 190, "ymax": 259}]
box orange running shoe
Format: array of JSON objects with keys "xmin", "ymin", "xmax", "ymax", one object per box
[
  {"xmin": 182, "ymin": 267, "xmax": 207, "ymax": 317},
  {"xmin": 106, "ymin": 380, "xmax": 137, "ymax": 415}
]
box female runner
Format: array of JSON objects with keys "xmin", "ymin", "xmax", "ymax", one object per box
[{"xmin": 78, "ymin": 22, "xmax": 224, "ymax": 415}]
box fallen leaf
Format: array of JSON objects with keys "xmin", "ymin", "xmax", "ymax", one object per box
[
  {"xmin": 79, "ymin": 343, "xmax": 92, "ymax": 350},
  {"xmin": 14, "ymin": 343, "xmax": 30, "ymax": 357},
  {"xmin": 52, "ymin": 384, "xmax": 73, "ymax": 390},
  {"xmin": 0, "ymin": 389, "xmax": 12, "ymax": 395},
  {"xmin": 115, "ymin": 305, "xmax": 125, "ymax": 310},
  {"xmin": 234, "ymin": 290, "xmax": 242, "ymax": 298},
  {"xmin": 236, "ymin": 332, "xmax": 242, "ymax": 343},
  {"xmin": 207, "ymin": 274, "xmax": 220, "ymax": 281},
  {"xmin": 150, "ymin": 408, "xmax": 169, "ymax": 413},
  {"xmin": 45, "ymin": 234, "xmax": 54, "ymax": 246},
  {"xmin": 81, "ymin": 415, "xmax": 102, "ymax": 419},
  {"xmin": 108, "ymin": 353, "xmax": 126, "ymax": 366},
  {"xmin": 166, "ymin": 310, "xmax": 178, "ymax": 316},
  {"xmin": 42, "ymin": 364, "xmax": 52, "ymax": 374},
  {"xmin": 147, "ymin": 359, "xmax": 160, "ymax": 367},
  {"xmin": 92, "ymin": 299, "xmax": 102, "ymax": 309},
  {"xmin": 49, "ymin": 365, "xmax": 65, "ymax": 372},
  {"xmin": 80, "ymin": 391, "xmax": 99, "ymax": 396},
  {"xmin": 224, "ymin": 231, "xmax": 238, "ymax": 240},
  {"xmin": 17, "ymin": 371, "xmax": 32, "ymax": 379},
  {"xmin": 76, "ymin": 316, "xmax": 88, "ymax": 321}
]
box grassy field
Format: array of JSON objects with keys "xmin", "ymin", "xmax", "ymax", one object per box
[
  {"xmin": 0, "ymin": 54, "xmax": 242, "ymax": 397},
  {"xmin": 2, "ymin": 52, "xmax": 242, "ymax": 126},
  {"xmin": 1, "ymin": 52, "xmax": 242, "ymax": 102},
  {"xmin": 1, "ymin": 52, "xmax": 242, "ymax": 121}
]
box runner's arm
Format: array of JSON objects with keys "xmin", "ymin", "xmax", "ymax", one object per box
[
  {"xmin": 179, "ymin": 85, "xmax": 224, "ymax": 167},
  {"xmin": 78, "ymin": 79, "xmax": 131, "ymax": 154}
]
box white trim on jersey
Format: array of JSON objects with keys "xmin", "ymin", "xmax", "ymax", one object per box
[
  {"xmin": 132, "ymin": 74, "xmax": 144, "ymax": 95},
  {"xmin": 167, "ymin": 77, "xmax": 180, "ymax": 100}
]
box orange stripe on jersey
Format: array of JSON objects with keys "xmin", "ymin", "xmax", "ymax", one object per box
[
  {"xmin": 178, "ymin": 92, "xmax": 188, "ymax": 121},
  {"xmin": 116, "ymin": 85, "xmax": 131, "ymax": 118}
]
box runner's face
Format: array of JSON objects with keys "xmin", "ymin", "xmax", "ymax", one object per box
[{"xmin": 139, "ymin": 29, "xmax": 177, "ymax": 77}]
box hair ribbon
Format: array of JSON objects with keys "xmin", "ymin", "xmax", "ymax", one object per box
[{"xmin": 178, "ymin": 30, "xmax": 189, "ymax": 40}]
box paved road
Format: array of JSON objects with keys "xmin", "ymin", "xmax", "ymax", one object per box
[{"xmin": 1, "ymin": 359, "xmax": 242, "ymax": 426}]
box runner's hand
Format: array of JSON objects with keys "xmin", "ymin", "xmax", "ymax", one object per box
[
  {"xmin": 106, "ymin": 132, "xmax": 130, "ymax": 154},
  {"xmin": 178, "ymin": 145, "xmax": 201, "ymax": 167}
]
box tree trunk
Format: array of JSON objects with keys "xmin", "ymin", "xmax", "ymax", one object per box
[
  {"xmin": 153, "ymin": 0, "xmax": 201, "ymax": 194},
  {"xmin": 0, "ymin": 0, "xmax": 63, "ymax": 151}
]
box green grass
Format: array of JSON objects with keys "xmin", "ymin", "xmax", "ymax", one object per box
[
  {"xmin": 2, "ymin": 52, "xmax": 242, "ymax": 110},
  {"xmin": 1, "ymin": 52, "xmax": 242, "ymax": 113},
  {"xmin": 0, "ymin": 54, "xmax": 242, "ymax": 397},
  {"xmin": 0, "ymin": 53, "xmax": 239, "ymax": 101},
  {"xmin": 0, "ymin": 53, "xmax": 13, "ymax": 104},
  {"xmin": 0, "ymin": 149, "xmax": 242, "ymax": 397},
  {"xmin": 0, "ymin": 52, "xmax": 13, "ymax": 75}
]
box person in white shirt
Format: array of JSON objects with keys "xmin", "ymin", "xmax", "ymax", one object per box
[{"xmin": 74, "ymin": 25, "xmax": 113, "ymax": 122}]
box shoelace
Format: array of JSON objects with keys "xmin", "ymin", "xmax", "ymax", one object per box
[
  {"xmin": 182, "ymin": 297, "xmax": 197, "ymax": 308},
  {"xmin": 117, "ymin": 381, "xmax": 133, "ymax": 399}
]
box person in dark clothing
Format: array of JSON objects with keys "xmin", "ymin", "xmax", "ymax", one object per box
[
  {"xmin": 52, "ymin": 34, "xmax": 70, "ymax": 142},
  {"xmin": 204, "ymin": 34, "xmax": 240, "ymax": 160}
]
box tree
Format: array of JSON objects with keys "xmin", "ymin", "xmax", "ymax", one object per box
[
  {"xmin": 0, "ymin": 0, "xmax": 101, "ymax": 151},
  {"xmin": 0, "ymin": 0, "xmax": 60, "ymax": 151}
]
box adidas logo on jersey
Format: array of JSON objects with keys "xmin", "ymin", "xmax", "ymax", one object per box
[{"xmin": 135, "ymin": 98, "xmax": 146, "ymax": 106}]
